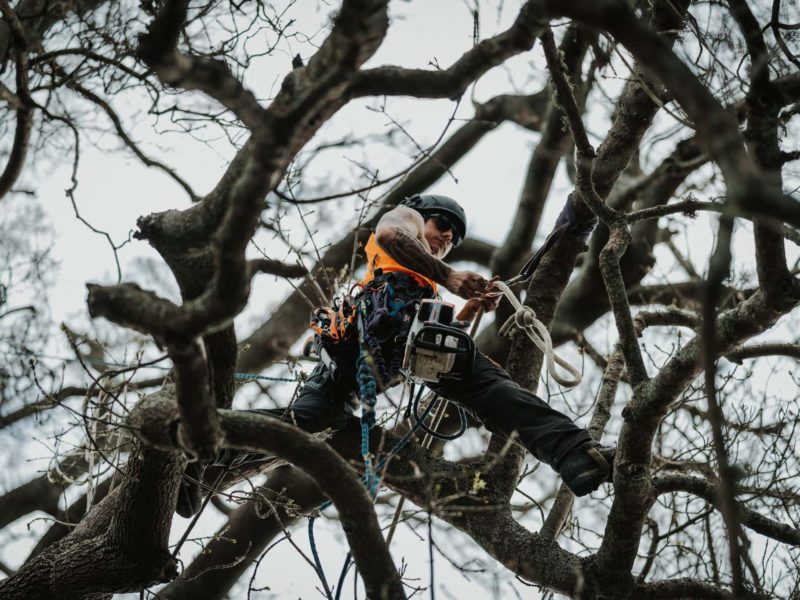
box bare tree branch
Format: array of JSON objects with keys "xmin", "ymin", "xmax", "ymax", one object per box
[
  {"xmin": 136, "ymin": 0, "xmax": 267, "ymax": 131},
  {"xmin": 349, "ymin": 1, "xmax": 546, "ymax": 99},
  {"xmin": 129, "ymin": 397, "xmax": 405, "ymax": 600},
  {"xmin": 653, "ymin": 473, "xmax": 800, "ymax": 546},
  {"xmin": 0, "ymin": 1, "xmax": 33, "ymax": 201}
]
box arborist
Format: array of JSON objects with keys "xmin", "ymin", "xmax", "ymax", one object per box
[
  {"xmin": 257, "ymin": 194, "xmax": 612, "ymax": 496},
  {"xmin": 177, "ymin": 194, "xmax": 613, "ymax": 517}
]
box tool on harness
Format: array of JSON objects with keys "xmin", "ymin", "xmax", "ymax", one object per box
[
  {"xmin": 306, "ymin": 295, "xmax": 359, "ymax": 382},
  {"xmin": 303, "ymin": 334, "xmax": 340, "ymax": 382},
  {"xmin": 309, "ymin": 296, "xmax": 357, "ymax": 343},
  {"xmin": 402, "ymin": 299, "xmax": 475, "ymax": 384}
]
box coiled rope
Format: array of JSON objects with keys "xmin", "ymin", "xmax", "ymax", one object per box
[{"xmin": 494, "ymin": 280, "xmax": 582, "ymax": 388}]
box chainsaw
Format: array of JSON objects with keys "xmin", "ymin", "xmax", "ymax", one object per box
[{"xmin": 402, "ymin": 299, "xmax": 475, "ymax": 384}]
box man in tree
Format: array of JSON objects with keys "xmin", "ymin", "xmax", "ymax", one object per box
[
  {"xmin": 180, "ymin": 195, "xmax": 611, "ymax": 517},
  {"xmin": 241, "ymin": 196, "xmax": 609, "ymax": 491}
]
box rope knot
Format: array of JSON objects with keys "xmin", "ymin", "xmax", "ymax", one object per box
[
  {"xmin": 513, "ymin": 305, "xmax": 537, "ymax": 329},
  {"xmin": 495, "ymin": 281, "xmax": 582, "ymax": 388}
]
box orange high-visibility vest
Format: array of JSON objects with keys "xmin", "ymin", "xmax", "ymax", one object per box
[{"xmin": 359, "ymin": 233, "xmax": 438, "ymax": 294}]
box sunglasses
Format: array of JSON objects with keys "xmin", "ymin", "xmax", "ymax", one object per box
[{"xmin": 427, "ymin": 213, "xmax": 462, "ymax": 246}]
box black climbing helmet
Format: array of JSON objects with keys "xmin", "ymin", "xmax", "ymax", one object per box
[{"xmin": 400, "ymin": 194, "xmax": 467, "ymax": 247}]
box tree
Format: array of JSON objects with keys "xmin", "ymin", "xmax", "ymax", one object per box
[{"xmin": 0, "ymin": 0, "xmax": 799, "ymax": 598}]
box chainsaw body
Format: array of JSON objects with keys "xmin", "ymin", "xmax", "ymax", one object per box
[{"xmin": 402, "ymin": 299, "xmax": 475, "ymax": 383}]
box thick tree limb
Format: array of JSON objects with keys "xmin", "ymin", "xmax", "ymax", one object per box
[
  {"xmin": 725, "ymin": 342, "xmax": 800, "ymax": 363},
  {"xmin": 0, "ymin": 442, "xmax": 183, "ymax": 599},
  {"xmin": 170, "ymin": 339, "xmax": 219, "ymax": 460},
  {"xmin": 349, "ymin": 1, "xmax": 545, "ymax": 99},
  {"xmin": 136, "ymin": 0, "xmax": 267, "ymax": 131},
  {"xmin": 632, "ymin": 578, "xmax": 736, "ymax": 599},
  {"xmin": 129, "ymin": 398, "xmax": 405, "ymax": 600},
  {"xmin": 248, "ymin": 258, "xmax": 308, "ymax": 279},
  {"xmin": 0, "ymin": 1, "xmax": 33, "ymax": 201}
]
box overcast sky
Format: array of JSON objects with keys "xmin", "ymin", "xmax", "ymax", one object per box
[{"xmin": 3, "ymin": 0, "xmax": 799, "ymax": 597}]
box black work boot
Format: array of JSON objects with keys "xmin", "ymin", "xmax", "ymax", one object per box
[{"xmin": 558, "ymin": 443, "xmax": 615, "ymax": 497}]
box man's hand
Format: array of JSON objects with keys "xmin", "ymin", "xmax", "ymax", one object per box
[
  {"xmin": 444, "ymin": 270, "xmax": 489, "ymax": 300},
  {"xmin": 455, "ymin": 278, "xmax": 502, "ymax": 321}
]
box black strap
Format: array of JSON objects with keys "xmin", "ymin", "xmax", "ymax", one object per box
[{"xmin": 518, "ymin": 199, "xmax": 598, "ymax": 282}]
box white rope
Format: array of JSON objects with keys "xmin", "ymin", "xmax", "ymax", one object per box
[{"xmin": 494, "ymin": 281, "xmax": 582, "ymax": 388}]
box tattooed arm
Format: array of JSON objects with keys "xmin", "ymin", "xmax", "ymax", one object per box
[{"xmin": 374, "ymin": 206, "xmax": 487, "ymax": 300}]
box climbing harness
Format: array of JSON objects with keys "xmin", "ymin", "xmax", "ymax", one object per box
[{"xmin": 361, "ymin": 271, "xmax": 434, "ymax": 387}]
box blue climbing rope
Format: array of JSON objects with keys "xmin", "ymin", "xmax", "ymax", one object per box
[
  {"xmin": 334, "ymin": 552, "xmax": 353, "ymax": 600},
  {"xmin": 308, "ymin": 384, "xmax": 443, "ymax": 598},
  {"xmin": 308, "ymin": 517, "xmax": 335, "ymax": 600},
  {"xmin": 355, "ymin": 304, "xmax": 380, "ymax": 497}
]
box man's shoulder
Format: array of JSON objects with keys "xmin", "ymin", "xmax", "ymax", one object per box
[{"xmin": 377, "ymin": 205, "xmax": 424, "ymax": 229}]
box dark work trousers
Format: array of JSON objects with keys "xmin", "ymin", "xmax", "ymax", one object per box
[{"xmin": 255, "ymin": 349, "xmax": 591, "ymax": 471}]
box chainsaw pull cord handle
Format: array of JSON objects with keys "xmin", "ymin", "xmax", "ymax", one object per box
[{"xmin": 493, "ymin": 280, "xmax": 582, "ymax": 388}]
